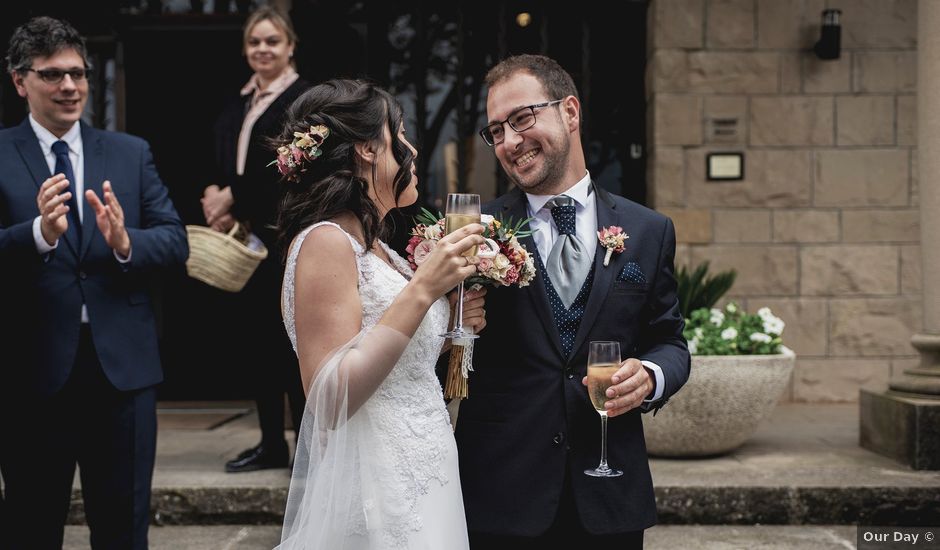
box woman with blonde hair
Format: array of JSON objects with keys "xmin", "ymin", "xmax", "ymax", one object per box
[{"xmin": 201, "ymin": 6, "xmax": 311, "ymax": 473}]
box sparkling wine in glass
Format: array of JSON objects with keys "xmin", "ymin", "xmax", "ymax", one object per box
[
  {"xmin": 440, "ymin": 193, "xmax": 481, "ymax": 340},
  {"xmin": 585, "ymin": 341, "xmax": 624, "ymax": 477}
]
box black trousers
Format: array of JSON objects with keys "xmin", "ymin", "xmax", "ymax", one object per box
[
  {"xmin": 0, "ymin": 325, "xmax": 157, "ymax": 550},
  {"xmin": 254, "ymin": 317, "xmax": 304, "ymax": 449},
  {"xmin": 469, "ymin": 469, "xmax": 645, "ymax": 549},
  {"xmin": 244, "ymin": 260, "xmax": 305, "ymax": 450}
]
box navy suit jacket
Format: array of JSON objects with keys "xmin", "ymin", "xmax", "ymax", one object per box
[
  {"xmin": 455, "ymin": 185, "xmax": 690, "ymax": 536},
  {"xmin": 0, "ymin": 119, "xmax": 188, "ymax": 397}
]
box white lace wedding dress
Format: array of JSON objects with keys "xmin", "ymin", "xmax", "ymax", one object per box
[{"xmin": 276, "ymin": 221, "xmax": 469, "ymax": 550}]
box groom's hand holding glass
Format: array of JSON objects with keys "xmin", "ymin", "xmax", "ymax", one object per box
[
  {"xmin": 582, "ymin": 358, "xmax": 655, "ymax": 418},
  {"xmin": 449, "ymin": 286, "xmax": 488, "ymax": 334}
]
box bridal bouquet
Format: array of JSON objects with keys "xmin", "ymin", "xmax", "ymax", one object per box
[
  {"xmin": 407, "ymin": 210, "xmax": 536, "ymax": 287},
  {"xmin": 407, "ymin": 209, "xmax": 536, "ymax": 399}
]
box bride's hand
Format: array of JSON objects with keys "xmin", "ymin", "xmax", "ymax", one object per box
[{"xmin": 411, "ymin": 224, "xmax": 485, "ymax": 300}]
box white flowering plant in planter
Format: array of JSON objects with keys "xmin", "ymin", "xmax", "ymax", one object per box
[
  {"xmin": 645, "ymin": 270, "xmax": 795, "ymax": 457},
  {"xmin": 684, "ymin": 302, "xmax": 785, "ymax": 355}
]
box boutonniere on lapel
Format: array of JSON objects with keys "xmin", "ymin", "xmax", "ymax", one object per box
[{"xmin": 597, "ymin": 226, "xmax": 628, "ymax": 266}]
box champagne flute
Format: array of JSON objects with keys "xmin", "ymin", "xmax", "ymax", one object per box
[
  {"xmin": 440, "ymin": 193, "xmax": 481, "ymax": 340},
  {"xmin": 585, "ymin": 341, "xmax": 624, "ymax": 477}
]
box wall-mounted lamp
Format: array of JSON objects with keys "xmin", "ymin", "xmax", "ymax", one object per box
[{"xmin": 814, "ymin": 9, "xmax": 842, "ymax": 60}]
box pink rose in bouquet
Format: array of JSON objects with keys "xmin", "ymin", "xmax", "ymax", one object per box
[
  {"xmin": 406, "ymin": 218, "xmax": 446, "ymax": 271},
  {"xmin": 412, "ymin": 239, "xmax": 435, "ymax": 266}
]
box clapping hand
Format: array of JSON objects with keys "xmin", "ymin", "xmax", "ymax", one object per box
[
  {"xmin": 36, "ymin": 174, "xmax": 72, "ymax": 245},
  {"xmin": 85, "ymin": 181, "xmax": 131, "ymax": 257}
]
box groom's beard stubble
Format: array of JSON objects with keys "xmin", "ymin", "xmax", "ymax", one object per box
[{"xmin": 503, "ymin": 129, "xmax": 572, "ymax": 196}]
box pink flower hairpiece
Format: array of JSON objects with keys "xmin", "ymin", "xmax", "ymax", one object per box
[
  {"xmin": 597, "ymin": 225, "xmax": 628, "ymax": 266},
  {"xmin": 269, "ymin": 124, "xmax": 331, "ymax": 182}
]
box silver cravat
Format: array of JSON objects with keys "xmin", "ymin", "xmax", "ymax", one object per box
[{"xmin": 545, "ymin": 195, "xmax": 592, "ymax": 309}]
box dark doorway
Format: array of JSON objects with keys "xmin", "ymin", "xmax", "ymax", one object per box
[{"xmin": 119, "ymin": 15, "xmax": 255, "ymax": 400}]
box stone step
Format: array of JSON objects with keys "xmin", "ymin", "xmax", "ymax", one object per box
[
  {"xmin": 63, "ymin": 525, "xmax": 863, "ymax": 549},
  {"xmin": 63, "ymin": 483, "xmax": 940, "ymax": 526},
  {"xmin": 61, "ymin": 403, "xmax": 940, "ymax": 526}
]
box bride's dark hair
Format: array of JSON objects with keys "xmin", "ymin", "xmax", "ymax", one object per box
[{"xmin": 274, "ymin": 79, "xmax": 416, "ymax": 258}]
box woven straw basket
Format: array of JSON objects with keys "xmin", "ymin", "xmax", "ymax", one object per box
[{"xmin": 185, "ymin": 223, "xmax": 268, "ymax": 292}]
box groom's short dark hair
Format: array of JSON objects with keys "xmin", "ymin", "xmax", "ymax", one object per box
[
  {"xmin": 484, "ymin": 54, "xmax": 579, "ymax": 102},
  {"xmin": 6, "ymin": 16, "xmax": 88, "ymax": 73}
]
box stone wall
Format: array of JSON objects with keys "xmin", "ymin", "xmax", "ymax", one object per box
[{"xmin": 647, "ymin": 0, "xmax": 920, "ymax": 402}]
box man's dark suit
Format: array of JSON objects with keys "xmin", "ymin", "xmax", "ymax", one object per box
[
  {"xmin": 0, "ymin": 119, "xmax": 188, "ymax": 548},
  {"xmin": 455, "ymin": 185, "xmax": 690, "ymax": 540}
]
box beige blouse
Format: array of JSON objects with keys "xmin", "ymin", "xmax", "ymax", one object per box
[{"xmin": 236, "ymin": 66, "xmax": 299, "ymax": 175}]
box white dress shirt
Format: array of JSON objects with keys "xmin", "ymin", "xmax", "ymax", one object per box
[
  {"xmin": 31, "ymin": 116, "xmax": 84, "ymax": 255},
  {"xmin": 524, "ymin": 171, "xmax": 665, "ymax": 403},
  {"xmin": 29, "ymin": 116, "xmax": 130, "ymax": 323}
]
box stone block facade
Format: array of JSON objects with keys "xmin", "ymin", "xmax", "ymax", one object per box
[{"xmin": 648, "ymin": 0, "xmax": 921, "ymax": 402}]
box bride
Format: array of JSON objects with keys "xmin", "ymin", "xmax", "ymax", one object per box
[{"xmin": 273, "ymin": 79, "xmax": 485, "ymax": 549}]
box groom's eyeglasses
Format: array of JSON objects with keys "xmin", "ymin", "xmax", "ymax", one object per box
[{"xmin": 479, "ymin": 99, "xmax": 565, "ymax": 147}]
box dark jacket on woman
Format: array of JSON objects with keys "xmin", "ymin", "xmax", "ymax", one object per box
[{"xmin": 213, "ymin": 77, "xmax": 310, "ymax": 256}]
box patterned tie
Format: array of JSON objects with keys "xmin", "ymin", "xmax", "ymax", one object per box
[
  {"xmin": 52, "ymin": 140, "xmax": 81, "ymax": 238},
  {"xmin": 545, "ymin": 195, "xmax": 592, "ymax": 309}
]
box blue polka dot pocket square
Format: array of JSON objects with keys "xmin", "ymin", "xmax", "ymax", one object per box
[{"xmin": 617, "ymin": 261, "xmax": 648, "ymax": 284}]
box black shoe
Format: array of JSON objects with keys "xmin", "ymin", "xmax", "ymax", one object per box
[{"xmin": 225, "ymin": 443, "xmax": 289, "ymax": 473}]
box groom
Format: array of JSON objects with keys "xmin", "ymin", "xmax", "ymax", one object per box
[{"xmin": 455, "ymin": 54, "xmax": 690, "ymax": 548}]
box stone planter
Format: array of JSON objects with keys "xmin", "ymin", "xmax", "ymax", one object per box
[{"xmin": 642, "ymin": 347, "xmax": 795, "ymax": 457}]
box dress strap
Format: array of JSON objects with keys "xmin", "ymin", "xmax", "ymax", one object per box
[{"xmin": 282, "ymin": 221, "xmax": 364, "ymax": 352}]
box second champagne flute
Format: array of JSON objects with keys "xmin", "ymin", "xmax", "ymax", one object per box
[
  {"xmin": 585, "ymin": 341, "xmax": 624, "ymax": 477},
  {"xmin": 440, "ymin": 193, "xmax": 481, "ymax": 340}
]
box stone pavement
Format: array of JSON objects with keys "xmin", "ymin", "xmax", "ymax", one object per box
[
  {"xmin": 60, "ymin": 403, "xmax": 940, "ymax": 534},
  {"xmin": 64, "ymin": 524, "xmax": 863, "ymax": 549}
]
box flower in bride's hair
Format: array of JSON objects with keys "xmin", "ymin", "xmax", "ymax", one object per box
[
  {"xmin": 269, "ymin": 124, "xmax": 331, "ymax": 182},
  {"xmin": 293, "ymin": 131, "xmax": 314, "ymax": 149}
]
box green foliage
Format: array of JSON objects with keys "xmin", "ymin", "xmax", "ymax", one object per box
[
  {"xmin": 414, "ymin": 208, "xmax": 444, "ymax": 227},
  {"xmin": 676, "ymin": 262, "xmax": 737, "ymax": 320},
  {"xmin": 684, "ymin": 303, "xmax": 785, "ymax": 355},
  {"xmin": 412, "ymin": 209, "xmax": 536, "ymax": 240},
  {"xmin": 489, "ymin": 215, "xmax": 535, "ymax": 240}
]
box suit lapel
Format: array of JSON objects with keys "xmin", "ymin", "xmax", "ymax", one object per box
[
  {"xmin": 12, "ymin": 120, "xmax": 80, "ymax": 255},
  {"xmin": 569, "ymin": 184, "xmax": 626, "ymax": 358},
  {"xmin": 80, "ymin": 124, "xmax": 104, "ymax": 259},
  {"xmin": 501, "ymin": 188, "xmax": 566, "ymax": 361}
]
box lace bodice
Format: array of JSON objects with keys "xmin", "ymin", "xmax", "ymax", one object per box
[{"xmin": 282, "ymin": 221, "xmax": 454, "ymax": 547}]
